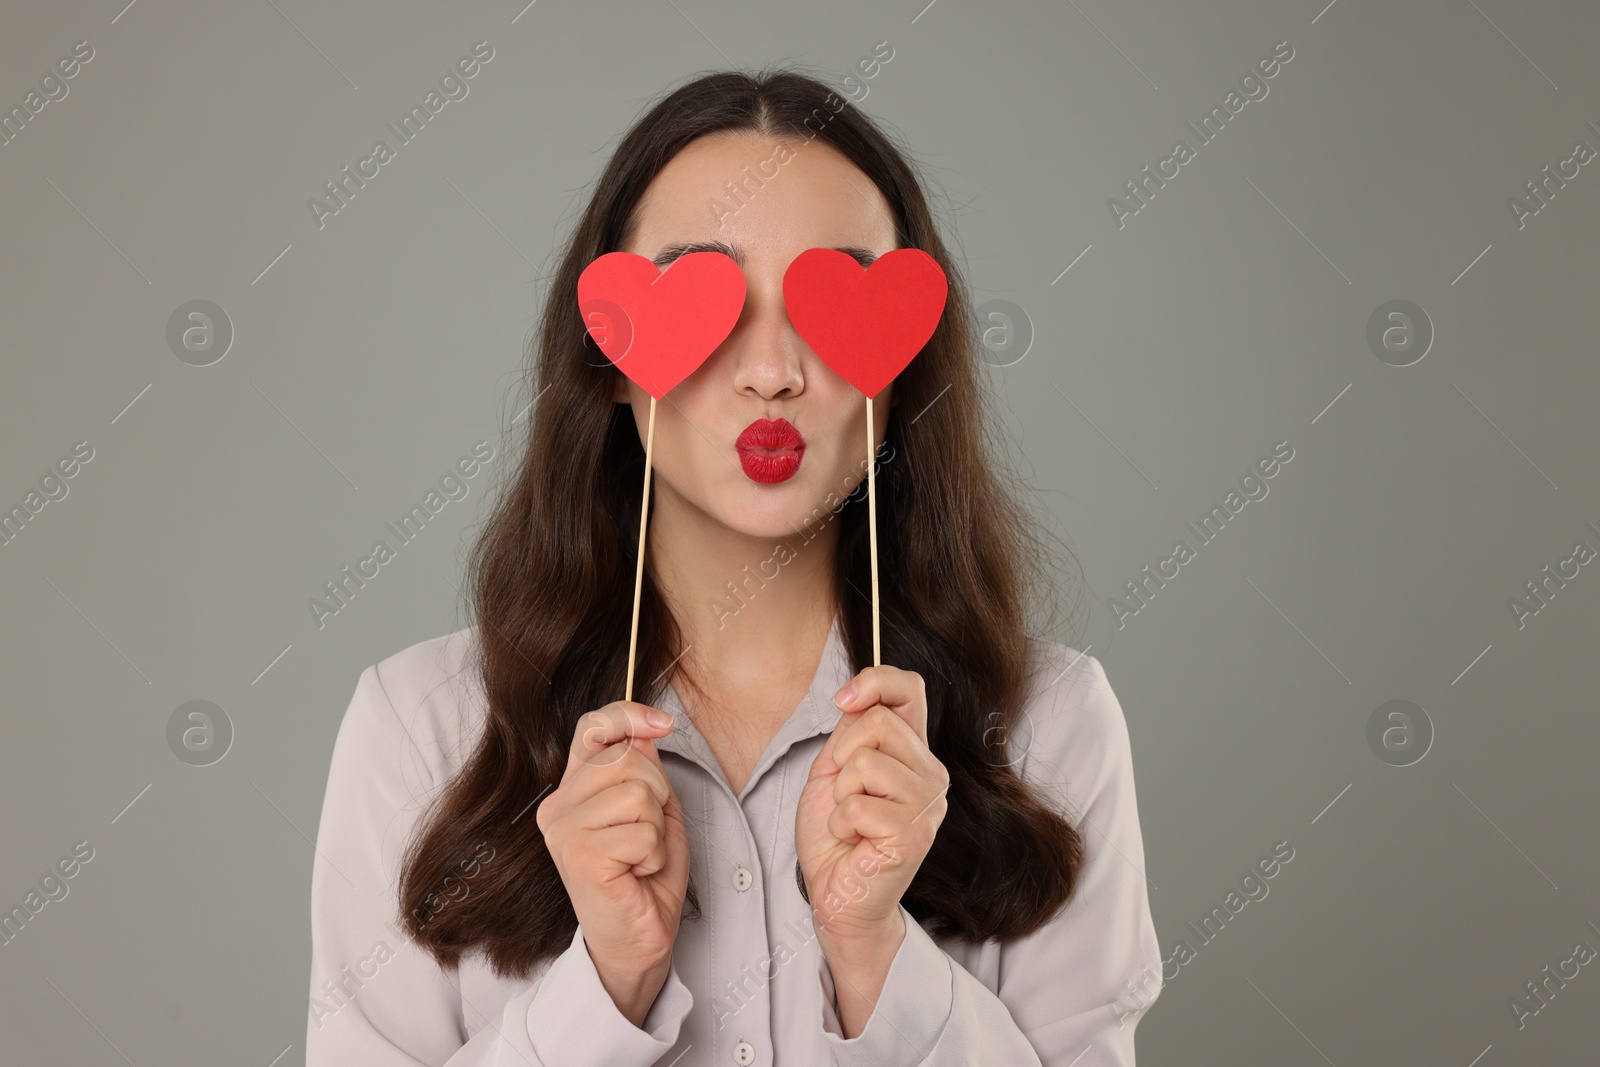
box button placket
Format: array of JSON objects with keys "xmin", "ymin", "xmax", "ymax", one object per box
[{"xmin": 702, "ymin": 776, "xmax": 774, "ymax": 1066}]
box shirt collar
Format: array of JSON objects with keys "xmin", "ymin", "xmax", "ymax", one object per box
[{"xmin": 650, "ymin": 612, "xmax": 854, "ymax": 796}]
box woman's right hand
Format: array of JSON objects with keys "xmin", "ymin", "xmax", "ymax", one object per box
[{"xmin": 535, "ymin": 701, "xmax": 689, "ymax": 1028}]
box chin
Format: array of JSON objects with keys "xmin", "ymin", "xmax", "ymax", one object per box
[{"xmin": 714, "ymin": 473, "xmax": 840, "ymax": 541}]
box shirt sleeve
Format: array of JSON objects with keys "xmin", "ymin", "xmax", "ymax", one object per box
[
  {"xmin": 306, "ymin": 662, "xmax": 695, "ymax": 1066},
  {"xmin": 816, "ymin": 649, "xmax": 1162, "ymax": 1066}
]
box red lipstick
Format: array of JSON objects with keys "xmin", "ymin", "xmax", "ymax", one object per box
[{"xmin": 735, "ymin": 417, "xmax": 805, "ymax": 484}]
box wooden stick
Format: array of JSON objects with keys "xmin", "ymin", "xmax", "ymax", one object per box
[
  {"xmin": 867, "ymin": 393, "xmax": 880, "ymax": 667},
  {"xmin": 624, "ymin": 395, "xmax": 657, "ymax": 701}
]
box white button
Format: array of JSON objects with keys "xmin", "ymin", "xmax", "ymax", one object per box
[
  {"xmin": 731, "ymin": 865, "xmax": 752, "ymax": 892},
  {"xmin": 732, "ymin": 1040, "xmax": 756, "ymax": 1064}
]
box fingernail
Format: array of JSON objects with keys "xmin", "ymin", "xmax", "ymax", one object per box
[
  {"xmin": 834, "ymin": 683, "xmax": 856, "ymax": 708},
  {"xmin": 646, "ymin": 709, "xmax": 673, "ymax": 728}
]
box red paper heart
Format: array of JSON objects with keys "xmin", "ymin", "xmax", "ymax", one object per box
[
  {"xmin": 782, "ymin": 247, "xmax": 948, "ymax": 398},
  {"xmin": 577, "ymin": 250, "xmax": 747, "ymax": 400}
]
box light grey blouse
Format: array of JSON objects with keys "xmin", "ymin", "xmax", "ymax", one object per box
[{"xmin": 306, "ymin": 614, "xmax": 1162, "ymax": 1065}]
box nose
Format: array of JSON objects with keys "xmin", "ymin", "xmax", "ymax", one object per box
[{"xmin": 727, "ymin": 271, "xmax": 805, "ymax": 401}]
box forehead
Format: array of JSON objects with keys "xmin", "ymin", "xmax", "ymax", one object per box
[{"xmin": 623, "ymin": 131, "xmax": 899, "ymax": 269}]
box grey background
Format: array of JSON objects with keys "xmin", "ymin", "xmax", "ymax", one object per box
[{"xmin": 1, "ymin": 0, "xmax": 1596, "ymax": 1064}]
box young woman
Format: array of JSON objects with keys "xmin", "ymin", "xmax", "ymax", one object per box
[{"xmin": 307, "ymin": 68, "xmax": 1161, "ymax": 1065}]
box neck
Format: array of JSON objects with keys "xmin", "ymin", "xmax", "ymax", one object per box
[{"xmin": 646, "ymin": 479, "xmax": 838, "ymax": 687}]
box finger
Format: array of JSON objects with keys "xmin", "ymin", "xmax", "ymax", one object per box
[
  {"xmin": 656, "ymin": 779, "xmax": 691, "ymax": 884},
  {"xmin": 833, "ymin": 665, "xmax": 928, "ymax": 740},
  {"xmin": 567, "ymin": 702, "xmax": 675, "ymax": 774},
  {"xmin": 833, "ymin": 744, "xmax": 926, "ymax": 806},
  {"xmin": 585, "ymin": 821, "xmax": 664, "ymax": 878},
  {"xmin": 630, "ymin": 734, "xmax": 687, "ymax": 818},
  {"xmin": 566, "ymin": 742, "xmax": 674, "ymax": 811},
  {"xmin": 833, "ymin": 706, "xmax": 940, "ymax": 782},
  {"xmin": 571, "ymin": 778, "xmax": 668, "ymax": 839},
  {"xmin": 826, "ymin": 792, "xmax": 907, "ymax": 846}
]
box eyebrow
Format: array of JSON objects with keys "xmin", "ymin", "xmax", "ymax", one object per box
[{"xmin": 649, "ymin": 241, "xmax": 882, "ymax": 270}]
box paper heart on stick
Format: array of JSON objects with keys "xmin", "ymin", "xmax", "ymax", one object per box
[
  {"xmin": 577, "ymin": 250, "xmax": 747, "ymax": 400},
  {"xmin": 782, "ymin": 247, "xmax": 948, "ymax": 399}
]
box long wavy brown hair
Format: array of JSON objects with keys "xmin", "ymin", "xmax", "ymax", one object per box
[{"xmin": 397, "ymin": 64, "xmax": 1089, "ymax": 979}]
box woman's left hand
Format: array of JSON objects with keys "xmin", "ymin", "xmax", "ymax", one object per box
[{"xmin": 795, "ymin": 664, "xmax": 950, "ymax": 944}]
